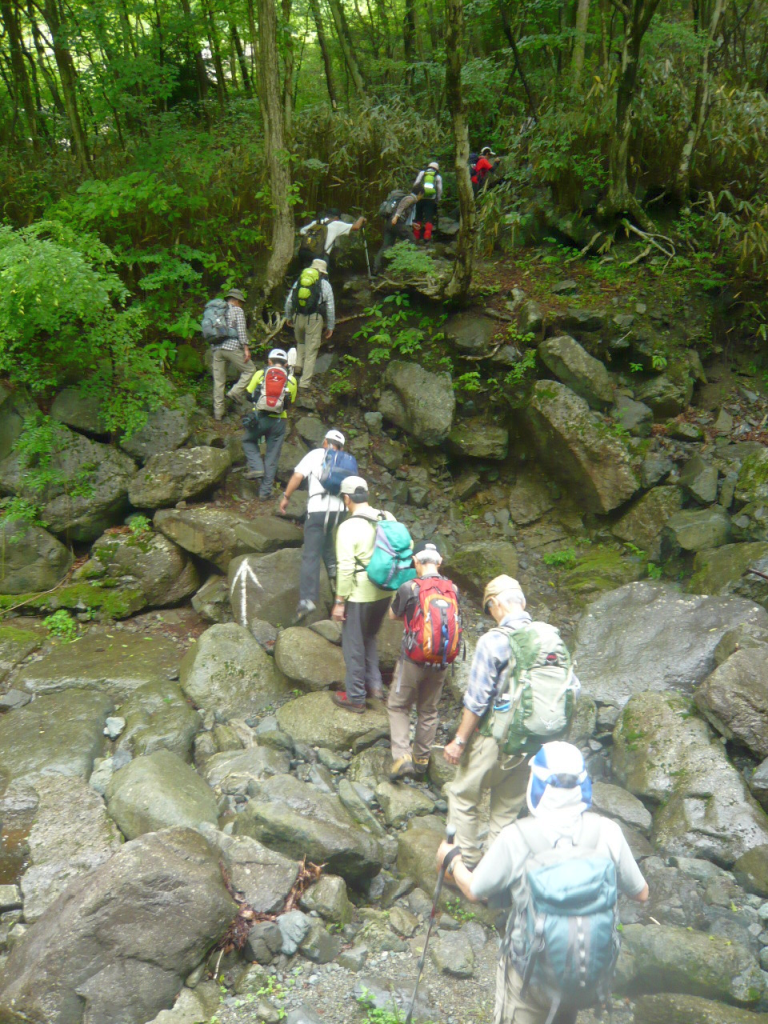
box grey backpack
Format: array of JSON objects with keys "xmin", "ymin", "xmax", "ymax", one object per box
[{"xmin": 202, "ymin": 299, "xmax": 238, "ymax": 343}]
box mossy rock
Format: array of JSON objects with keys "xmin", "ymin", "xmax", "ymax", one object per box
[
  {"xmin": 0, "ymin": 581, "xmax": 146, "ymax": 620},
  {"xmin": 560, "ymin": 546, "xmax": 642, "ymax": 600},
  {"xmin": 735, "ymin": 449, "xmax": 768, "ymax": 506}
]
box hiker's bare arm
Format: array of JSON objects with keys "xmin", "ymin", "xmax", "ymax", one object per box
[
  {"xmin": 279, "ymin": 472, "xmax": 304, "ymax": 514},
  {"xmin": 352, "ymin": 216, "xmax": 365, "ymax": 230},
  {"xmin": 632, "ymin": 883, "xmax": 649, "ymax": 902},
  {"xmin": 444, "ymin": 708, "xmax": 481, "ymax": 764},
  {"xmin": 435, "ymin": 842, "xmax": 480, "ymax": 902}
]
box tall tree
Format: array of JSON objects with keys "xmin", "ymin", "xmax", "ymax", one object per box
[
  {"xmin": 309, "ymin": 0, "xmax": 337, "ymax": 108},
  {"xmin": 325, "ymin": 0, "xmax": 366, "ymax": 96},
  {"xmin": 572, "ymin": 0, "xmax": 592, "ymax": 88},
  {"xmin": 42, "ymin": 0, "xmax": 90, "ymax": 171},
  {"xmin": 0, "ymin": 0, "xmax": 39, "ymax": 150},
  {"xmin": 445, "ymin": 0, "xmax": 476, "ymax": 301}
]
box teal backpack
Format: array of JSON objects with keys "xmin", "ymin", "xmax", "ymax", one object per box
[{"xmin": 355, "ymin": 515, "xmax": 415, "ymax": 591}]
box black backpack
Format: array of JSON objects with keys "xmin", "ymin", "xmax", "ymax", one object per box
[
  {"xmin": 378, "ymin": 190, "xmax": 408, "ymax": 220},
  {"xmin": 469, "ymin": 153, "xmax": 479, "ymax": 177},
  {"xmin": 300, "ymin": 220, "xmax": 329, "ymax": 257}
]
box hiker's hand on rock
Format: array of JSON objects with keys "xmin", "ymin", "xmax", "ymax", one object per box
[
  {"xmin": 279, "ymin": 496, "xmax": 289, "ymax": 515},
  {"xmin": 324, "ymin": 328, "xmax": 333, "ymax": 340},
  {"xmin": 443, "ymin": 740, "xmax": 464, "ymax": 765}
]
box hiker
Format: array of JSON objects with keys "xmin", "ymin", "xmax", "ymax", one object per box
[
  {"xmin": 279, "ymin": 429, "xmax": 358, "ymax": 622},
  {"xmin": 411, "ymin": 162, "xmax": 442, "ymax": 242},
  {"xmin": 242, "ymin": 348, "xmax": 297, "ymax": 499},
  {"xmin": 436, "ymin": 742, "xmax": 649, "ymax": 1024},
  {"xmin": 373, "ymin": 184, "xmax": 424, "ymax": 274},
  {"xmin": 472, "ymin": 146, "xmax": 497, "ymax": 194},
  {"xmin": 331, "ymin": 476, "xmax": 402, "ymax": 713},
  {"xmin": 285, "ymin": 258, "xmax": 335, "ymax": 392},
  {"xmin": 299, "ymin": 209, "xmax": 366, "ymax": 269},
  {"xmin": 386, "ymin": 543, "xmax": 461, "ymax": 781},
  {"xmin": 444, "ymin": 575, "xmax": 577, "ymax": 869},
  {"xmin": 204, "ymin": 288, "xmax": 255, "ymax": 422}
]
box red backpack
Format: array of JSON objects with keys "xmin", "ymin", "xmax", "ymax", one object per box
[
  {"xmin": 254, "ymin": 366, "xmax": 289, "ymax": 413},
  {"xmin": 403, "ymin": 576, "xmax": 462, "ymax": 667}
]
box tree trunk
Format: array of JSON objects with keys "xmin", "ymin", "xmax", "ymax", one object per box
[
  {"xmin": 572, "ymin": 0, "xmax": 591, "ymax": 87},
  {"xmin": 444, "ymin": 0, "xmax": 476, "ymax": 302},
  {"xmin": 326, "ymin": 0, "xmax": 366, "ymax": 96},
  {"xmin": 232, "ymin": 23, "xmax": 252, "ymax": 95},
  {"xmin": 404, "ymin": 0, "xmax": 416, "ymax": 84},
  {"xmin": 178, "ymin": 0, "xmax": 210, "ymax": 104},
  {"xmin": 258, "ymin": 0, "xmax": 295, "ymax": 304},
  {"xmin": 42, "ymin": 0, "xmax": 89, "ymax": 171},
  {"xmin": 202, "ymin": 0, "xmax": 228, "ymax": 105},
  {"xmin": 0, "ymin": 0, "xmax": 39, "ymax": 150},
  {"xmin": 309, "ymin": 0, "xmax": 337, "ymax": 108},
  {"xmin": 499, "ymin": 1, "xmax": 539, "ymax": 120},
  {"xmin": 281, "ymin": 0, "xmax": 294, "ymax": 134}
]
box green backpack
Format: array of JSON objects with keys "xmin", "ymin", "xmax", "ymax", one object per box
[
  {"xmin": 295, "ymin": 267, "xmax": 323, "ymax": 315},
  {"xmin": 300, "ymin": 220, "xmax": 328, "ymax": 258},
  {"xmin": 422, "ymin": 170, "xmax": 437, "ymax": 197},
  {"xmin": 479, "ymin": 621, "xmax": 575, "ymax": 755}
]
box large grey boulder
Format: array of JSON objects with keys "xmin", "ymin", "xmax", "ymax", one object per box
[
  {"xmin": 507, "ymin": 470, "xmax": 556, "ymax": 526},
  {"xmin": 574, "ymin": 582, "xmax": 768, "ymax": 707},
  {"xmin": 119, "ymin": 400, "xmax": 195, "ymax": 464},
  {"xmin": 274, "ymin": 627, "xmax": 346, "ymax": 691},
  {"xmin": 233, "ymin": 774, "xmax": 384, "ymax": 880},
  {"xmin": 694, "ymin": 648, "xmax": 768, "ymax": 758},
  {"xmin": 50, "ymin": 388, "xmax": 107, "ymax": 435},
  {"xmin": 378, "ymin": 361, "xmax": 455, "ymax": 446},
  {"xmin": 538, "ymin": 335, "xmax": 613, "ymax": 409},
  {"xmin": 0, "ymin": 690, "xmax": 113, "ymax": 785},
  {"xmin": 734, "ymin": 448, "xmax": 768, "ymax": 506},
  {"xmin": 232, "ymin": 517, "xmax": 304, "ymax": 554},
  {"xmin": 613, "ymin": 692, "xmax": 768, "ymax": 865},
  {"xmin": 524, "ymin": 380, "xmax": 638, "ymax": 514},
  {"xmin": 228, "ymin": 549, "xmax": 331, "ymax": 629},
  {"xmin": 202, "ymin": 746, "xmax": 291, "ymax": 795},
  {"xmin": 679, "ymin": 454, "xmax": 719, "ymax": 505},
  {"xmin": 446, "ymin": 420, "xmax": 508, "ymax": 460},
  {"xmin": 0, "ymin": 425, "xmax": 137, "ymax": 542},
  {"xmin": 179, "ymin": 622, "xmax": 289, "ymax": 718},
  {"xmin": 128, "ymin": 447, "xmax": 231, "ymax": 509},
  {"xmin": 0, "ymin": 622, "xmax": 44, "ymax": 685},
  {"xmin": 614, "ymin": 395, "xmax": 652, "ymax": 437},
  {"xmin": 610, "ymin": 486, "xmax": 683, "ymax": 561},
  {"xmin": 0, "ymin": 384, "xmax": 32, "ymax": 461},
  {"xmin": 191, "ymin": 575, "xmax": 233, "ymax": 623},
  {"xmin": 116, "ymin": 680, "xmax": 202, "ymax": 762},
  {"xmin": 276, "ymin": 691, "xmax": 389, "ymax": 752},
  {"xmin": 634, "ymin": 993, "xmax": 768, "ymax": 1024},
  {"xmin": 106, "ymin": 750, "xmax": 219, "ymax": 839},
  {"xmin": 689, "ymin": 541, "xmax": 768, "ymax": 603},
  {"xmin": 662, "ymin": 506, "xmax": 732, "ymax": 555},
  {"xmin": 635, "ymin": 369, "xmax": 694, "ymax": 418},
  {"xmin": 20, "ymin": 775, "xmax": 122, "ymax": 923},
  {"xmin": 444, "ymin": 541, "xmax": 518, "ymax": 598},
  {"xmin": 0, "ymin": 828, "xmax": 236, "ymax": 1024},
  {"xmin": 81, "ymin": 528, "xmax": 199, "ymax": 607},
  {"xmin": 154, "ymin": 507, "xmax": 251, "ymax": 572},
  {"xmin": 206, "ymin": 831, "xmax": 300, "ymax": 914},
  {"xmin": 0, "ymin": 521, "xmax": 73, "ymax": 595},
  {"xmin": 444, "ymin": 313, "xmax": 496, "ymax": 354}
]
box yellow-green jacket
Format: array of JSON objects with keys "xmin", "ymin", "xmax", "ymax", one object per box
[
  {"xmin": 245, "ymin": 368, "xmax": 298, "ymax": 419},
  {"xmin": 335, "ymin": 506, "xmax": 395, "ymax": 603}
]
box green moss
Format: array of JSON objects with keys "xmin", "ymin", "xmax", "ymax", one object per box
[
  {"xmin": 561, "ymin": 546, "xmax": 642, "ymax": 600},
  {"xmin": 0, "ymin": 624, "xmax": 42, "ymax": 645},
  {"xmin": 0, "ymin": 581, "xmax": 144, "ymax": 620}
]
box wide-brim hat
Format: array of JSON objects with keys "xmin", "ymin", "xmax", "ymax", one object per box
[{"xmin": 225, "ymin": 288, "xmax": 245, "ymax": 302}]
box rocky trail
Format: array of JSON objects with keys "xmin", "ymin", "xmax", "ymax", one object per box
[{"xmin": 2, "ymin": 253, "xmax": 768, "ymax": 1024}]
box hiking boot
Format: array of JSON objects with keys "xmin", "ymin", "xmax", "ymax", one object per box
[
  {"xmin": 390, "ymin": 755, "xmax": 416, "ymax": 782},
  {"xmin": 331, "ymin": 690, "xmax": 365, "ymax": 714},
  {"xmin": 412, "ymin": 756, "xmax": 430, "ymax": 777},
  {"xmin": 293, "ymin": 599, "xmax": 316, "ymax": 624},
  {"xmin": 244, "ymin": 470, "xmax": 265, "ymax": 481},
  {"xmin": 367, "ymin": 686, "xmax": 384, "ymax": 702}
]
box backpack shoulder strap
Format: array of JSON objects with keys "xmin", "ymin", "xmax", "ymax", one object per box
[{"xmin": 515, "ymin": 817, "xmax": 552, "ymax": 857}]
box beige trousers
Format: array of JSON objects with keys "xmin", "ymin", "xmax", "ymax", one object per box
[
  {"xmin": 212, "ymin": 347, "xmax": 255, "ymax": 418},
  {"xmin": 293, "ymin": 313, "xmax": 324, "ymax": 388},
  {"xmin": 387, "ymin": 657, "xmax": 447, "ymax": 762},
  {"xmin": 447, "ymin": 732, "xmax": 528, "ymax": 868},
  {"xmin": 494, "ymin": 962, "xmax": 577, "ymax": 1024}
]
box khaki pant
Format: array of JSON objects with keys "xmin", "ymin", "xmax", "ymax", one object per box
[
  {"xmin": 447, "ymin": 732, "xmax": 528, "ymax": 868},
  {"xmin": 387, "ymin": 657, "xmax": 447, "ymax": 762},
  {"xmin": 494, "ymin": 962, "xmax": 577, "ymax": 1024},
  {"xmin": 293, "ymin": 313, "xmax": 324, "ymax": 389},
  {"xmin": 212, "ymin": 347, "xmax": 254, "ymax": 418}
]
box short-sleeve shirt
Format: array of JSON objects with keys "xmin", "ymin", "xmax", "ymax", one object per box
[{"xmin": 294, "ymin": 448, "xmax": 345, "ymax": 514}]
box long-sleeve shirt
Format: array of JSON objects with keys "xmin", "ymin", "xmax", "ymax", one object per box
[
  {"xmin": 412, "ymin": 169, "xmax": 443, "ymax": 201},
  {"xmin": 335, "ymin": 506, "xmax": 395, "ymax": 603},
  {"xmin": 393, "ymin": 193, "xmax": 419, "ymax": 227},
  {"xmin": 463, "ymin": 612, "xmax": 532, "ymax": 717},
  {"xmin": 284, "ymin": 277, "xmax": 336, "ymax": 331},
  {"xmin": 219, "ymin": 303, "xmax": 248, "ymax": 352}
]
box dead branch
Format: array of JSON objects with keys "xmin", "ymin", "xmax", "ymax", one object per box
[
  {"xmin": 463, "ymin": 343, "xmax": 504, "ymax": 362},
  {"xmin": 566, "ymin": 231, "xmax": 604, "ymax": 262}
]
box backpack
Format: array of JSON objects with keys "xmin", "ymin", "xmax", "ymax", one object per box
[
  {"xmin": 319, "ymin": 449, "xmax": 358, "ymax": 495},
  {"xmin": 378, "ymin": 190, "xmax": 408, "ymax": 220},
  {"xmin": 469, "ymin": 153, "xmax": 479, "ymax": 178},
  {"xmin": 354, "ymin": 515, "xmax": 416, "ymax": 591},
  {"xmin": 422, "ymin": 170, "xmax": 437, "ymax": 198},
  {"xmin": 295, "ymin": 268, "xmax": 323, "ymax": 316},
  {"xmin": 403, "ymin": 576, "xmax": 462, "ymax": 667},
  {"xmin": 504, "ymin": 814, "xmax": 620, "ymax": 1023},
  {"xmin": 300, "ymin": 220, "xmax": 329, "ymax": 257},
  {"xmin": 253, "ymin": 366, "xmax": 289, "ymax": 414},
  {"xmin": 201, "ymin": 299, "xmax": 238, "ymax": 343},
  {"xmin": 479, "ymin": 621, "xmax": 575, "ymax": 755}
]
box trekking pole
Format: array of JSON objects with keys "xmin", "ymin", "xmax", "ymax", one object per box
[
  {"xmin": 403, "ymin": 824, "xmax": 460, "ymax": 1024},
  {"xmin": 362, "ymin": 228, "xmax": 373, "ymax": 280}
]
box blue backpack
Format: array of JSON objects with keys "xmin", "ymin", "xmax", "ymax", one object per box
[
  {"xmin": 319, "ymin": 449, "xmax": 358, "ymax": 495},
  {"xmin": 505, "ymin": 814, "xmax": 620, "ymax": 1024},
  {"xmin": 354, "ymin": 515, "xmax": 416, "ymax": 591}
]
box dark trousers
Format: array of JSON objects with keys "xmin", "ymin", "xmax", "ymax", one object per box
[
  {"xmin": 413, "ymin": 198, "xmax": 437, "ymax": 240},
  {"xmin": 300, "ymin": 509, "xmax": 343, "ymax": 604},
  {"xmin": 342, "ymin": 598, "xmax": 390, "ymax": 702},
  {"xmin": 374, "ymin": 223, "xmax": 410, "ymax": 273},
  {"xmin": 242, "ymin": 414, "xmax": 286, "ymax": 498}
]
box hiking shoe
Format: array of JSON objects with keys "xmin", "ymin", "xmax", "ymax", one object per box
[
  {"xmin": 390, "ymin": 756, "xmax": 416, "ymax": 782},
  {"xmin": 331, "ymin": 691, "xmax": 365, "ymax": 714},
  {"xmin": 293, "ymin": 599, "xmax": 316, "ymax": 624},
  {"xmin": 244, "ymin": 470, "xmax": 265, "ymax": 480},
  {"xmin": 367, "ymin": 687, "xmax": 384, "ymax": 702},
  {"xmin": 412, "ymin": 756, "xmax": 430, "ymax": 776}
]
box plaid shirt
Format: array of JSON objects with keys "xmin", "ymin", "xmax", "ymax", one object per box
[
  {"xmin": 219, "ymin": 303, "xmax": 248, "ymax": 352},
  {"xmin": 463, "ymin": 612, "xmax": 532, "ymax": 717}
]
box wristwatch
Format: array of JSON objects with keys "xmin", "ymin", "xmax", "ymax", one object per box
[{"xmin": 454, "ymin": 736, "xmax": 466, "ymax": 747}]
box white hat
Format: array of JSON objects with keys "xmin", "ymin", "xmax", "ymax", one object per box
[
  {"xmin": 325, "ymin": 429, "xmax": 345, "ymax": 446},
  {"xmin": 311, "ymin": 258, "xmax": 328, "ymax": 273},
  {"xmin": 268, "ymin": 348, "xmax": 288, "ymax": 363},
  {"xmin": 428, "ymin": 162, "xmax": 439, "ymax": 171},
  {"xmin": 481, "ymin": 146, "xmax": 496, "ymax": 156},
  {"xmin": 339, "ymin": 475, "xmax": 368, "ymax": 500},
  {"xmin": 413, "ymin": 543, "xmax": 442, "ymax": 564}
]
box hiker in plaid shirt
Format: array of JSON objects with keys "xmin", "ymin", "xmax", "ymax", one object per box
[{"xmin": 212, "ymin": 288, "xmax": 255, "ymax": 421}]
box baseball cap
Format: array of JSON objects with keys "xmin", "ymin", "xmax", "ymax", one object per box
[
  {"xmin": 311, "ymin": 258, "xmax": 328, "ymax": 274},
  {"xmin": 325, "ymin": 429, "xmax": 345, "ymax": 446},
  {"xmin": 268, "ymin": 348, "xmax": 288, "ymax": 362},
  {"xmin": 428, "ymin": 161, "xmax": 439, "ymax": 171},
  {"xmin": 483, "ymin": 575, "xmax": 524, "ymax": 613},
  {"xmin": 225, "ymin": 288, "xmax": 245, "ymax": 302},
  {"xmin": 481, "ymin": 146, "xmax": 497, "ymax": 156},
  {"xmin": 339, "ymin": 476, "xmax": 368, "ymax": 501}
]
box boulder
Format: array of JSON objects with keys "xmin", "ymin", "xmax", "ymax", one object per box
[
  {"xmin": 662, "ymin": 507, "xmax": 732, "ymax": 555},
  {"xmin": 732, "ymin": 846, "xmax": 768, "ymax": 896},
  {"xmin": 274, "ymin": 627, "xmax": 347, "ymax": 691},
  {"xmin": 689, "ymin": 541, "xmax": 768, "ymax": 603},
  {"xmin": 20, "ymin": 775, "xmax": 122, "ymax": 923},
  {"xmin": 444, "ymin": 313, "xmax": 496, "ymax": 354},
  {"xmin": 397, "ymin": 827, "xmax": 442, "ymax": 894},
  {"xmin": 732, "ymin": 501, "xmax": 768, "ymax": 542},
  {"xmin": 695, "ymin": 648, "xmax": 768, "ymax": 757},
  {"xmin": 590, "ymin": 781, "xmax": 651, "ymax": 834},
  {"xmin": 81, "ymin": 529, "xmax": 199, "ymax": 607},
  {"xmin": 559, "ymin": 547, "xmax": 642, "ymax": 599},
  {"xmin": 233, "ymin": 774, "xmax": 384, "ymax": 880},
  {"xmin": 372, "ymin": 438, "xmax": 405, "ymax": 471},
  {"xmin": 444, "ymin": 541, "xmax": 518, "ymax": 597},
  {"xmin": 228, "ymin": 549, "xmax": 331, "ymax": 629},
  {"xmin": 518, "ymin": 299, "xmax": 544, "ymax": 336},
  {"xmin": 735, "ymin": 448, "xmax": 768, "ymax": 507},
  {"xmin": 614, "ymin": 395, "xmax": 653, "ymax": 437},
  {"xmin": 679, "ymin": 455, "xmax": 719, "ymax": 505},
  {"xmin": 641, "ymin": 452, "xmax": 674, "ymax": 488},
  {"xmin": 537, "ymin": 335, "xmax": 613, "ymax": 409},
  {"xmin": 573, "ymin": 582, "xmax": 768, "ymax": 707},
  {"xmin": 119, "ymin": 400, "xmax": 195, "ymax": 464},
  {"xmin": 14, "ymin": 630, "xmax": 181, "ymax": 699},
  {"xmin": 749, "ymin": 759, "xmax": 768, "ymax": 810},
  {"xmin": 524, "ymin": 381, "xmax": 638, "ymax": 514},
  {"xmin": 611, "ymin": 487, "xmax": 683, "ymax": 561},
  {"xmin": 276, "ymin": 691, "xmax": 389, "ymax": 752},
  {"xmin": 299, "ymin": 875, "xmax": 353, "ymax": 925},
  {"xmin": 233, "ymin": 518, "xmax": 304, "ymax": 554},
  {"xmin": 0, "ymin": 828, "xmax": 236, "ymax": 1024},
  {"xmin": 0, "ymin": 521, "xmax": 73, "ymax": 595},
  {"xmin": 116, "ymin": 681, "xmax": 202, "ymax": 762},
  {"xmin": 179, "ymin": 623, "xmax": 290, "ymax": 719},
  {"xmin": 634, "ymin": 993, "xmax": 768, "ymax": 1024},
  {"xmin": 0, "ymin": 425, "xmax": 137, "ymax": 542},
  {"xmin": 446, "ymin": 420, "xmax": 508, "ymax": 460},
  {"xmin": 374, "ymin": 781, "xmax": 435, "ymax": 827},
  {"xmin": 613, "ymin": 692, "xmax": 768, "ymax": 865},
  {"xmin": 508, "ymin": 471, "xmax": 555, "ymax": 526},
  {"xmin": 50, "ymin": 388, "xmax": 107, "ymax": 435},
  {"xmin": 128, "ymin": 447, "xmax": 231, "ymax": 509},
  {"xmin": 191, "ymin": 575, "xmax": 233, "ymax": 623},
  {"xmin": 209, "ymin": 831, "xmax": 299, "ymax": 914},
  {"xmin": 0, "ymin": 385, "xmax": 32, "ymax": 461},
  {"xmin": 430, "ymin": 930, "xmax": 475, "ymax": 977},
  {"xmin": 154, "ymin": 508, "xmax": 251, "ymax": 572},
  {"xmin": 636, "ymin": 370, "xmax": 694, "ymax": 419},
  {"xmin": 378, "ymin": 361, "xmax": 455, "ymax": 446},
  {"xmin": 106, "ymin": 750, "xmax": 219, "ymax": 839},
  {"xmin": 202, "ymin": 746, "xmax": 291, "ymax": 795},
  {"xmin": 296, "ymin": 416, "xmax": 326, "ymax": 447},
  {"xmin": 0, "ymin": 622, "xmax": 44, "ymax": 685},
  {"xmin": 0, "ymin": 690, "xmax": 113, "ymax": 785}
]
